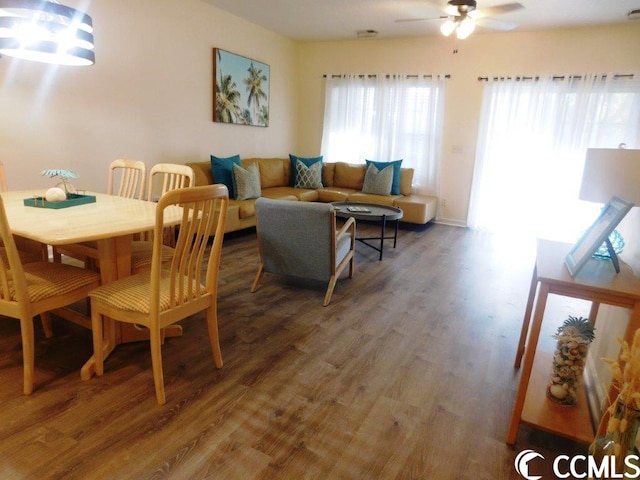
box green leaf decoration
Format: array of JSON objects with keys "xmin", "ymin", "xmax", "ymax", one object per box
[
  {"xmin": 40, "ymin": 169, "xmax": 78, "ymax": 179},
  {"xmin": 555, "ymin": 315, "xmax": 595, "ymax": 344}
]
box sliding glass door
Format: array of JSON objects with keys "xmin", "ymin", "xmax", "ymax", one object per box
[{"xmin": 468, "ymin": 74, "xmax": 640, "ymax": 242}]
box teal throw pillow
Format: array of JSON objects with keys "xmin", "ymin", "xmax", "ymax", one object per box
[
  {"xmin": 211, "ymin": 154, "xmax": 241, "ymax": 198},
  {"xmin": 365, "ymin": 159, "xmax": 402, "ymax": 195},
  {"xmin": 232, "ymin": 163, "xmax": 261, "ymax": 200},
  {"xmin": 295, "ymin": 160, "xmax": 323, "ymax": 189},
  {"xmin": 362, "ymin": 163, "xmax": 393, "ymax": 195},
  {"xmin": 289, "ymin": 154, "xmax": 323, "ymax": 187}
]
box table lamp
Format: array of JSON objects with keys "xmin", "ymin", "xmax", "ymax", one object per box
[{"xmin": 579, "ymin": 147, "xmax": 640, "ymax": 262}]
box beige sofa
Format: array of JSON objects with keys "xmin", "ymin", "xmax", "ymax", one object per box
[{"xmin": 186, "ymin": 158, "xmax": 438, "ymax": 234}]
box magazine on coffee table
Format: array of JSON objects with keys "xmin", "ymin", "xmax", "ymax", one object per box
[{"xmin": 347, "ymin": 206, "xmax": 370, "ymax": 213}]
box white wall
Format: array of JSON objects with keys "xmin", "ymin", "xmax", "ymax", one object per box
[
  {"xmin": 0, "ymin": 0, "xmax": 298, "ymax": 193},
  {"xmin": 295, "ymin": 23, "xmax": 640, "ymax": 225}
]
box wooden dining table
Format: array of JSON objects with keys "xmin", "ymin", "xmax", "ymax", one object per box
[{"xmin": 2, "ymin": 190, "xmax": 184, "ymax": 380}]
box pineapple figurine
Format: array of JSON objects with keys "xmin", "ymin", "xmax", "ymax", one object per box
[{"xmin": 546, "ymin": 316, "xmax": 595, "ymax": 406}]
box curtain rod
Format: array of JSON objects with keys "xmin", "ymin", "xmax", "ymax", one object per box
[
  {"xmin": 323, "ymin": 74, "xmax": 451, "ymax": 79},
  {"xmin": 477, "ymin": 73, "xmax": 635, "ymax": 82}
]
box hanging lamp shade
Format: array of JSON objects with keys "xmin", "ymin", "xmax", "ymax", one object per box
[{"xmin": 0, "ymin": 0, "xmax": 94, "ymax": 66}]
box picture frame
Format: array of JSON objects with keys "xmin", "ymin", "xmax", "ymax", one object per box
[
  {"xmin": 564, "ymin": 196, "xmax": 634, "ymax": 277},
  {"xmin": 212, "ymin": 48, "xmax": 270, "ymax": 127}
]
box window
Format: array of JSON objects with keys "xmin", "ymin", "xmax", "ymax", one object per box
[
  {"xmin": 320, "ymin": 74, "xmax": 445, "ymax": 196},
  {"xmin": 468, "ymin": 74, "xmax": 640, "ymax": 241}
]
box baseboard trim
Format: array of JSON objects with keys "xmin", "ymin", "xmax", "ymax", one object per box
[{"xmin": 434, "ymin": 218, "xmax": 467, "ymax": 228}]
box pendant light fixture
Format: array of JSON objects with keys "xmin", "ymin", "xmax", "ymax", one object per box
[{"xmin": 0, "ymin": 0, "xmax": 94, "ymax": 66}]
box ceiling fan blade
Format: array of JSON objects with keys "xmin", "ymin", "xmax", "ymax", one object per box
[
  {"xmin": 444, "ymin": 4, "xmax": 460, "ymax": 16},
  {"xmin": 423, "ymin": 0, "xmax": 449, "ymax": 7},
  {"xmin": 475, "ymin": 17, "xmax": 518, "ymax": 31},
  {"xmin": 473, "ymin": 2, "xmax": 524, "ymax": 18},
  {"xmin": 395, "ymin": 16, "xmax": 447, "ymax": 23}
]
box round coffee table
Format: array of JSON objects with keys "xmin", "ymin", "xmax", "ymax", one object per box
[{"xmin": 332, "ymin": 202, "xmax": 403, "ymax": 260}]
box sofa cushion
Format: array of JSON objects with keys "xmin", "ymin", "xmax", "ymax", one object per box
[
  {"xmin": 234, "ymin": 199, "xmax": 257, "ymax": 219},
  {"xmin": 232, "ymin": 163, "xmax": 261, "ymax": 201},
  {"xmin": 322, "ymin": 162, "xmax": 335, "ymax": 187},
  {"xmin": 295, "ymin": 161, "xmax": 323, "ymax": 189},
  {"xmin": 261, "ymin": 187, "xmax": 300, "ymax": 202},
  {"xmin": 316, "ymin": 187, "xmax": 353, "ymax": 203},
  {"xmin": 394, "ymin": 194, "xmax": 438, "ymax": 224},
  {"xmin": 333, "ymin": 162, "xmax": 366, "ymax": 190},
  {"xmin": 348, "ymin": 192, "xmax": 399, "ymax": 206},
  {"xmin": 211, "ymin": 155, "xmax": 241, "ymax": 198},
  {"xmin": 366, "ymin": 159, "xmax": 402, "ymax": 195},
  {"xmin": 293, "ymin": 189, "xmax": 320, "ymax": 202},
  {"xmin": 187, "ymin": 161, "xmax": 214, "ymax": 186},
  {"xmin": 262, "ymin": 187, "xmax": 318, "ymax": 202},
  {"xmin": 362, "ymin": 163, "xmax": 394, "ymax": 195},
  {"xmin": 400, "ymin": 168, "xmax": 414, "ymax": 196},
  {"xmin": 290, "ymin": 154, "xmax": 323, "ymax": 187},
  {"xmin": 250, "ymin": 158, "xmax": 290, "ymax": 188}
]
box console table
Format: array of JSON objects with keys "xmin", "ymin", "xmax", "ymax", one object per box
[{"xmin": 507, "ymin": 239, "xmax": 640, "ymax": 445}]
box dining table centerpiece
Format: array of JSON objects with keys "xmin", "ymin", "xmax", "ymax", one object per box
[
  {"xmin": 41, "ymin": 169, "xmax": 78, "ymax": 200},
  {"xmin": 23, "ymin": 169, "xmax": 96, "ymax": 209}
]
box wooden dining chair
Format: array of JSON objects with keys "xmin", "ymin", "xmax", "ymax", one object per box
[
  {"xmin": 145, "ymin": 163, "xmax": 195, "ymax": 203},
  {"xmin": 130, "ymin": 163, "xmax": 195, "ymax": 272},
  {"xmin": 0, "ymin": 160, "xmax": 8, "ymax": 193},
  {"xmin": 0, "ymin": 160, "xmax": 47, "ymax": 265},
  {"xmin": 89, "ymin": 184, "xmax": 229, "ymax": 404},
  {"xmin": 53, "ymin": 159, "xmax": 147, "ymax": 268},
  {"xmin": 0, "ymin": 194, "xmax": 101, "ymax": 395},
  {"xmin": 107, "ymin": 159, "xmax": 146, "ymax": 200}
]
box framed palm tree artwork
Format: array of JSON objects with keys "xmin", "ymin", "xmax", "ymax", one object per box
[{"xmin": 213, "ymin": 48, "xmax": 270, "ymax": 127}]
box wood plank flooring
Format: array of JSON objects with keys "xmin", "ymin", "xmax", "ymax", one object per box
[{"xmin": 0, "ymin": 222, "xmax": 589, "ymax": 479}]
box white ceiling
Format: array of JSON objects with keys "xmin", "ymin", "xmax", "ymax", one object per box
[{"xmin": 202, "ymin": 0, "xmax": 640, "ymax": 42}]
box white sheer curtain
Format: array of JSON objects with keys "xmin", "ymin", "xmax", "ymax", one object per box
[
  {"xmin": 468, "ymin": 73, "xmax": 640, "ymax": 241},
  {"xmin": 320, "ymin": 74, "xmax": 445, "ymax": 196}
]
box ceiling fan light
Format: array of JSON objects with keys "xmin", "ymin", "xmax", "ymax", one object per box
[
  {"xmin": 456, "ymin": 17, "xmax": 475, "ymax": 39},
  {"xmin": 440, "ymin": 18, "xmax": 456, "ymax": 36}
]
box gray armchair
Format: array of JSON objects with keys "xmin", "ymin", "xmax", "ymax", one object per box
[{"xmin": 251, "ymin": 198, "xmax": 356, "ymax": 306}]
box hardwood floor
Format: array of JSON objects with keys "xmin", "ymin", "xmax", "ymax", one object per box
[{"xmin": 0, "ymin": 223, "xmax": 589, "ymax": 479}]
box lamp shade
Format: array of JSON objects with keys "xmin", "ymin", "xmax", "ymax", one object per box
[
  {"xmin": 580, "ymin": 148, "xmax": 640, "ymax": 205},
  {"xmin": 0, "ymin": 0, "xmax": 94, "ymax": 66}
]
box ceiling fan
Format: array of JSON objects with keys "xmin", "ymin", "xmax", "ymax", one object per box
[{"xmin": 396, "ymin": 0, "xmax": 525, "ymax": 39}]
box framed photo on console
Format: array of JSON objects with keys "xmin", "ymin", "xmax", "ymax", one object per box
[{"xmin": 564, "ymin": 196, "xmax": 634, "ymax": 277}]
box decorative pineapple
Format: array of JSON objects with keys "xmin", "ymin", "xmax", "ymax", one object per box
[{"xmin": 546, "ymin": 316, "xmax": 595, "ymax": 406}]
